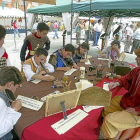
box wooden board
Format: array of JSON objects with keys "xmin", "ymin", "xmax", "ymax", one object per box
[{"xmin": 45, "ymin": 89, "xmax": 81, "ymax": 117}]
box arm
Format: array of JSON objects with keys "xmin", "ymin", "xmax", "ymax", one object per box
[
  {"xmin": 0, "ymin": 99, "xmax": 21, "ymax": 138},
  {"xmin": 20, "ymin": 39, "xmax": 29, "ymax": 62},
  {"xmin": 23, "ymin": 64, "xmax": 55, "ymax": 81},
  {"xmin": 44, "ymin": 62, "xmax": 54, "ymax": 73}
]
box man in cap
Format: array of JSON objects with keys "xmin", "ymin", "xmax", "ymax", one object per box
[{"xmin": 100, "ymin": 47, "xmax": 140, "ymax": 140}]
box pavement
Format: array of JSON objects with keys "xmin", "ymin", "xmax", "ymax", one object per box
[{"xmin": 3, "ymin": 31, "xmax": 137, "ymax": 70}]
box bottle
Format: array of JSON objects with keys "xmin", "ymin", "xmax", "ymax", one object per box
[{"xmin": 80, "ymin": 67, "xmax": 85, "ymax": 79}]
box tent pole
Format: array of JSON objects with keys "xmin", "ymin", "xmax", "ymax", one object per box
[
  {"xmin": 70, "ymin": 0, "xmax": 73, "ymax": 44},
  {"xmin": 23, "ymin": 0, "xmax": 27, "ymax": 37},
  {"xmin": 88, "ymin": 0, "xmax": 91, "ymax": 44}
]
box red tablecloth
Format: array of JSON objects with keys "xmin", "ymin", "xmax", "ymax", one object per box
[{"xmin": 21, "ymin": 78, "xmax": 128, "ymax": 140}]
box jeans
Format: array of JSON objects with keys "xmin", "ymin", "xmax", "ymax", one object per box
[
  {"xmin": 93, "ymin": 31, "xmax": 101, "ymax": 46},
  {"xmin": 130, "ymin": 39, "xmax": 140, "ymax": 54},
  {"xmin": 53, "ymin": 29, "xmax": 58, "ymax": 39},
  {"xmin": 14, "ymin": 28, "xmax": 20, "ymax": 38},
  {"xmin": 85, "ymin": 30, "xmax": 89, "ymax": 43}
]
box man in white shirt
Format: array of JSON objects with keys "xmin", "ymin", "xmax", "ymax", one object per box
[
  {"xmin": 124, "ymin": 24, "xmax": 134, "ymax": 53},
  {"xmin": 0, "ymin": 66, "xmax": 24, "ymax": 140},
  {"xmin": 93, "ymin": 19, "xmax": 102, "ymax": 46},
  {"xmin": 21, "ymin": 47, "xmax": 55, "ymax": 82},
  {"xmin": 130, "ymin": 22, "xmax": 140, "ymax": 54}
]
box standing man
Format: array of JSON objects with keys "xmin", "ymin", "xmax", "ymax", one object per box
[
  {"xmin": 124, "ymin": 24, "xmax": 134, "ymax": 53},
  {"xmin": 53, "ymin": 20, "xmax": 59, "ymax": 39},
  {"xmin": 93, "ymin": 19, "xmax": 102, "ymax": 46},
  {"xmin": 20, "ymin": 22, "xmax": 50, "ymax": 65},
  {"xmin": 85, "ymin": 20, "xmax": 90, "ymax": 43},
  {"xmin": 101, "ymin": 47, "xmax": 140, "ymax": 140},
  {"xmin": 130, "ymin": 22, "xmax": 140, "ymax": 54}
]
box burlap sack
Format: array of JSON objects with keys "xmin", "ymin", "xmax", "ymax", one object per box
[{"xmin": 78, "ymin": 86, "xmax": 112, "ymax": 106}]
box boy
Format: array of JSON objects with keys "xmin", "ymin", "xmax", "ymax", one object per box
[
  {"xmin": 0, "ymin": 25, "xmax": 11, "ymax": 66},
  {"xmin": 20, "ymin": 22, "xmax": 50, "ymax": 65},
  {"xmin": 0, "ymin": 66, "xmax": 24, "ymax": 140},
  {"xmin": 49, "ymin": 44, "xmax": 79, "ymax": 71},
  {"xmin": 21, "ymin": 47, "xmax": 55, "ymax": 82}
]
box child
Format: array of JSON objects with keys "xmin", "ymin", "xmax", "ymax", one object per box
[
  {"xmin": 0, "ymin": 66, "xmax": 24, "ymax": 139},
  {"xmin": 100, "ymin": 40, "xmax": 121, "ymax": 60},
  {"xmin": 72, "ymin": 42, "xmax": 89, "ymax": 63},
  {"xmin": 0, "ymin": 25, "xmax": 11, "ymax": 66},
  {"xmin": 49, "ymin": 44, "xmax": 79, "ymax": 71}
]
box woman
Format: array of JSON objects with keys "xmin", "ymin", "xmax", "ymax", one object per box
[
  {"xmin": 113, "ymin": 24, "xmax": 123, "ymax": 41},
  {"xmin": 73, "ymin": 42, "xmax": 89, "ymax": 63},
  {"xmin": 100, "ymin": 40, "xmax": 121, "ymax": 60},
  {"xmin": 13, "ymin": 20, "xmax": 20, "ymax": 38}
]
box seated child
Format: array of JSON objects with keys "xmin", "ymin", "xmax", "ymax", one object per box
[
  {"xmin": 21, "ymin": 47, "xmax": 55, "ymax": 81},
  {"xmin": 100, "ymin": 40, "xmax": 121, "ymax": 60},
  {"xmin": 72, "ymin": 42, "xmax": 89, "ymax": 63},
  {"xmin": 49, "ymin": 44, "xmax": 79, "ymax": 71},
  {"xmin": 0, "ymin": 66, "xmax": 24, "ymax": 140}
]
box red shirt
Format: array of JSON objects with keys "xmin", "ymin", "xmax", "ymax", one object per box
[
  {"xmin": 118, "ymin": 67, "xmax": 140, "ymax": 114},
  {"xmin": 13, "ymin": 23, "xmax": 17, "ymax": 29}
]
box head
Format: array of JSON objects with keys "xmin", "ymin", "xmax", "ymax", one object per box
[
  {"xmin": 137, "ymin": 22, "xmax": 140, "ymax": 28},
  {"xmin": 37, "ymin": 22, "xmax": 49, "ymax": 38},
  {"xmin": 0, "ymin": 66, "xmax": 24, "ymax": 93},
  {"xmin": 111, "ymin": 40, "xmax": 121, "ymax": 49},
  {"xmin": 0, "ymin": 25, "xmax": 6, "ymax": 47},
  {"xmin": 34, "ymin": 47, "xmax": 48, "ymax": 65},
  {"xmin": 14, "ymin": 20, "xmax": 16, "ymax": 23},
  {"xmin": 79, "ymin": 42, "xmax": 89, "ymax": 55},
  {"xmin": 98, "ymin": 19, "xmax": 102, "ymax": 24},
  {"xmin": 116, "ymin": 22, "xmax": 118, "ymax": 25},
  {"xmin": 130, "ymin": 24, "xmax": 134, "ymax": 29},
  {"xmin": 62, "ymin": 44, "xmax": 75, "ymax": 58},
  {"xmin": 135, "ymin": 47, "xmax": 140, "ymax": 67}
]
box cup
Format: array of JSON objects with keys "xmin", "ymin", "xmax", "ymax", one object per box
[{"xmin": 63, "ymin": 75, "xmax": 68, "ymax": 83}]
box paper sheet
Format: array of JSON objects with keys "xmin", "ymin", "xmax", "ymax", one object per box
[
  {"xmin": 85, "ymin": 59, "xmax": 91, "ymax": 65},
  {"xmin": 51, "ymin": 109, "xmax": 88, "ymax": 135},
  {"xmin": 103, "ymin": 82, "xmax": 109, "ymax": 91},
  {"xmin": 98, "ymin": 58, "xmax": 110, "ymax": 61},
  {"xmin": 16, "ymin": 95, "xmax": 44, "ymax": 111},
  {"xmin": 64, "ymin": 68, "xmax": 77, "ymax": 76},
  {"xmin": 31, "ymin": 79, "xmax": 42, "ymax": 84},
  {"xmin": 83, "ymin": 105, "xmax": 104, "ymax": 112},
  {"xmin": 118, "ymin": 52, "xmax": 126, "ymax": 61},
  {"xmin": 75, "ymin": 80, "xmax": 93, "ymax": 90},
  {"xmin": 40, "ymin": 90, "xmax": 60, "ymax": 102}
]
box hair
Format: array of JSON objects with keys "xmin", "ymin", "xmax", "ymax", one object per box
[
  {"xmin": 37, "ymin": 22, "xmax": 49, "ymax": 32},
  {"xmin": 78, "ymin": 42, "xmax": 89, "ymax": 50},
  {"xmin": 0, "ymin": 66, "xmax": 24, "ymax": 86},
  {"xmin": 111, "ymin": 40, "xmax": 121, "ymax": 49},
  {"xmin": 14, "ymin": 20, "xmax": 16, "ymax": 23},
  {"xmin": 0, "ymin": 25, "xmax": 6, "ymax": 40},
  {"xmin": 35, "ymin": 47, "xmax": 48, "ymax": 57},
  {"xmin": 98, "ymin": 19, "xmax": 102, "ymax": 23},
  {"xmin": 130, "ymin": 24, "xmax": 133, "ymax": 28},
  {"xmin": 63, "ymin": 44, "xmax": 75, "ymax": 55}
]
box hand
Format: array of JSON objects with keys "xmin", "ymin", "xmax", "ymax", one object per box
[
  {"xmin": 100, "ymin": 54, "xmax": 107, "ymax": 58},
  {"xmin": 11, "ymin": 99, "xmax": 22, "ymax": 112},
  {"xmin": 63, "ymin": 67, "xmax": 71, "ymax": 71},
  {"xmin": 80, "ymin": 59, "xmax": 88, "ymax": 62},
  {"xmin": 108, "ymin": 82, "xmax": 120, "ymax": 90},
  {"xmin": 113, "ymin": 45, "xmax": 119, "ymax": 51},
  {"xmin": 125, "ymin": 107, "xmax": 139, "ymax": 115},
  {"xmin": 72, "ymin": 63, "xmax": 79, "ymax": 69},
  {"xmin": 44, "ymin": 76, "xmax": 55, "ymax": 81},
  {"xmin": 38, "ymin": 71, "xmax": 47, "ymax": 76},
  {"xmin": 21, "ymin": 61, "xmax": 24, "ymax": 65}
]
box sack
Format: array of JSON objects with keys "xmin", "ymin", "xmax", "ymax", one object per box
[{"xmin": 113, "ymin": 61, "xmax": 131, "ymax": 76}]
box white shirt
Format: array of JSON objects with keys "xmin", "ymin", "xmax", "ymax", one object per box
[
  {"xmin": 0, "ymin": 98, "xmax": 21, "ymax": 138},
  {"xmin": 0, "ymin": 47, "xmax": 11, "ymax": 66},
  {"xmin": 126, "ymin": 27, "xmax": 133, "ymax": 37},
  {"xmin": 133, "ymin": 28, "xmax": 140, "ymax": 40},
  {"xmin": 94, "ymin": 23, "xmax": 102, "ymax": 32},
  {"xmin": 23, "ymin": 56, "xmax": 54, "ymax": 81}
]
